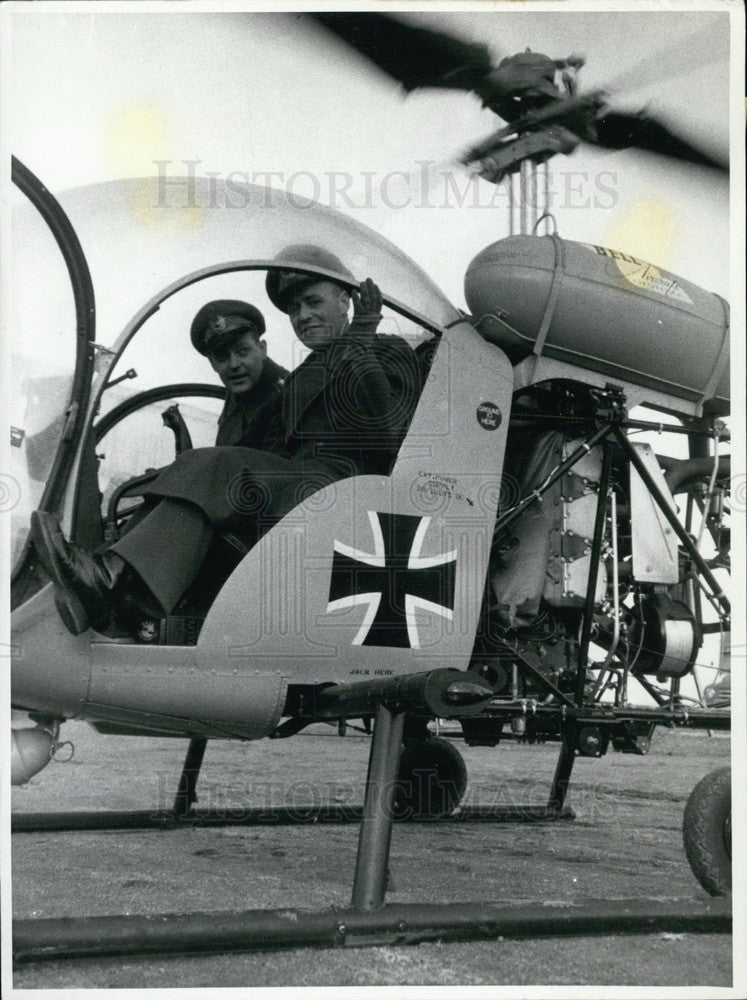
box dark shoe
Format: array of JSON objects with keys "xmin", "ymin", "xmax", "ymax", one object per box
[{"xmin": 30, "ymin": 512, "xmax": 127, "ymax": 635}]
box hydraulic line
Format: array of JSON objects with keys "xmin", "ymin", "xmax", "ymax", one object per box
[
  {"xmin": 694, "ymin": 432, "xmax": 722, "ymax": 553},
  {"xmin": 575, "ymin": 442, "xmax": 613, "ymax": 706},
  {"xmin": 592, "ymin": 489, "xmax": 620, "ymax": 701}
]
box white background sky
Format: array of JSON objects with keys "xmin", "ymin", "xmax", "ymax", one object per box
[{"xmin": 7, "ymin": 3, "xmax": 734, "ymax": 308}]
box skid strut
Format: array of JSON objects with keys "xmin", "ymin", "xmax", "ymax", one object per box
[
  {"xmin": 173, "ymin": 737, "xmax": 208, "ymax": 817},
  {"xmin": 12, "ymin": 709, "xmax": 730, "ymax": 962},
  {"xmin": 547, "ymin": 720, "xmax": 577, "ymax": 813},
  {"xmin": 352, "ymin": 704, "xmax": 405, "ymax": 910}
]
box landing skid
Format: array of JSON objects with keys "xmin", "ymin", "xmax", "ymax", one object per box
[
  {"xmin": 15, "ymin": 897, "xmax": 730, "ymax": 963},
  {"xmin": 12, "ymin": 804, "xmax": 575, "ymax": 833},
  {"xmin": 13, "ymin": 692, "xmax": 728, "ymax": 963}
]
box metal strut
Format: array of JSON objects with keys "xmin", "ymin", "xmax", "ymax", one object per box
[
  {"xmin": 173, "ymin": 738, "xmax": 208, "ymax": 817},
  {"xmin": 351, "ymin": 704, "xmax": 405, "ymax": 910},
  {"xmin": 494, "ymin": 421, "xmax": 614, "ymax": 535},
  {"xmin": 547, "ymin": 719, "xmax": 577, "ymax": 813}
]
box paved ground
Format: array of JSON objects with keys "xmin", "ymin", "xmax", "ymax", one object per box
[{"xmin": 11, "ymin": 722, "xmax": 732, "ymax": 990}]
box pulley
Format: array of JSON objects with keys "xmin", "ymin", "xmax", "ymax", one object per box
[{"xmin": 632, "ymin": 593, "xmax": 698, "ymax": 679}]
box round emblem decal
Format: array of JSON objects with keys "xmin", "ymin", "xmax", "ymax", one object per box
[{"xmin": 476, "ymin": 401, "xmax": 502, "ymax": 430}]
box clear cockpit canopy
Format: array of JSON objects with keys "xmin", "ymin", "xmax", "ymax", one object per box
[{"xmin": 11, "ymin": 174, "xmax": 462, "ymax": 564}]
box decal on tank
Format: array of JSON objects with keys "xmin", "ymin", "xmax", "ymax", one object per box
[{"xmin": 584, "ymin": 243, "xmax": 694, "ymax": 303}]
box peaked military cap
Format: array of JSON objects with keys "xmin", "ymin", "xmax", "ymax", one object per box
[{"xmin": 190, "ymin": 300, "xmax": 266, "ymax": 355}]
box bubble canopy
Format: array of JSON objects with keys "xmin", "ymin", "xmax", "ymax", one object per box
[
  {"xmin": 28, "ymin": 175, "xmax": 460, "ymax": 349},
  {"xmin": 11, "ymin": 174, "xmax": 462, "ymax": 567}
]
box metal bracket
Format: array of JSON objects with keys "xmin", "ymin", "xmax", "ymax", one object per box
[
  {"xmin": 559, "ymin": 529, "xmax": 592, "ymax": 563},
  {"xmin": 560, "ymin": 470, "xmax": 595, "ymax": 503}
]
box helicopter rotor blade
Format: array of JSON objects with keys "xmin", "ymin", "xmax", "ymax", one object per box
[
  {"xmin": 310, "ymin": 12, "xmax": 494, "ymax": 94},
  {"xmin": 598, "ymin": 28, "xmax": 726, "ymax": 99},
  {"xmin": 310, "ymin": 13, "xmax": 727, "ymax": 174},
  {"xmin": 592, "ymin": 110, "xmax": 728, "ymax": 171}
]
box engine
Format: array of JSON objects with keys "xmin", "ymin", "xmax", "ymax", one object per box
[{"xmin": 469, "ymin": 380, "xmax": 723, "ymax": 721}]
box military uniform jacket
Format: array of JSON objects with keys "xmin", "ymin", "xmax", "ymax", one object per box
[
  {"xmin": 214, "ymin": 357, "xmax": 288, "ymax": 447},
  {"xmin": 140, "ymin": 332, "xmax": 421, "ymax": 537}
]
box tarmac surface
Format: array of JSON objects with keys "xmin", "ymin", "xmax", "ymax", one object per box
[{"xmin": 11, "ymin": 721, "xmax": 732, "ymax": 990}]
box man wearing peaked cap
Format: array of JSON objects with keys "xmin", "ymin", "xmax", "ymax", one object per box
[
  {"xmin": 190, "ymin": 299, "xmax": 267, "ymax": 355},
  {"xmin": 32, "ymin": 251, "xmax": 422, "ymax": 636},
  {"xmin": 189, "ymin": 299, "xmax": 288, "ymax": 447}
]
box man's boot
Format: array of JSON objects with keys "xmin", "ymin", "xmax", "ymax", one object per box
[{"xmin": 31, "ymin": 511, "xmax": 134, "ymax": 635}]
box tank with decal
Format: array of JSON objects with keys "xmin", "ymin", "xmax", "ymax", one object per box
[{"xmin": 464, "ymin": 235, "xmax": 729, "ymax": 414}]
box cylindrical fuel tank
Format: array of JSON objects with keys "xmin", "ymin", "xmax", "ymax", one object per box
[{"xmin": 464, "ymin": 236, "xmax": 729, "ymax": 414}]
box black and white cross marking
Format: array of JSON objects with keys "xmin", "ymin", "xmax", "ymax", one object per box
[{"xmin": 327, "ymin": 511, "xmax": 457, "ymax": 648}]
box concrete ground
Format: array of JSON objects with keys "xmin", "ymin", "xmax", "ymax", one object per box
[{"xmin": 11, "ymin": 722, "xmax": 732, "ymax": 990}]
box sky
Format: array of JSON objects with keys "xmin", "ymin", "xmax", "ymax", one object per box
[{"xmin": 6, "ymin": 3, "xmax": 735, "ymax": 309}]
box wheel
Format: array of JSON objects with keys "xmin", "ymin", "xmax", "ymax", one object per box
[
  {"xmin": 395, "ymin": 737, "xmax": 468, "ymax": 819},
  {"xmin": 683, "ymin": 767, "xmax": 731, "ymax": 896}
]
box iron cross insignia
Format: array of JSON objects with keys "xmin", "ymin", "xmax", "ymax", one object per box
[{"xmin": 327, "ymin": 511, "xmax": 457, "ymax": 648}]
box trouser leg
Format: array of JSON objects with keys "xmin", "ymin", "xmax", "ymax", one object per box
[{"xmin": 111, "ymin": 499, "xmax": 214, "ymax": 615}]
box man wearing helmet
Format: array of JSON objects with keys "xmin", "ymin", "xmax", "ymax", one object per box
[{"xmin": 32, "ymin": 247, "xmax": 421, "ymax": 636}]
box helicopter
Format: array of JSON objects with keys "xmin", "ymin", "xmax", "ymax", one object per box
[{"xmin": 8, "ymin": 8, "xmax": 735, "ymax": 956}]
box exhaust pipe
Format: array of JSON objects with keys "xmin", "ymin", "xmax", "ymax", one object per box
[{"xmin": 11, "ymin": 725, "xmax": 55, "ymax": 785}]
